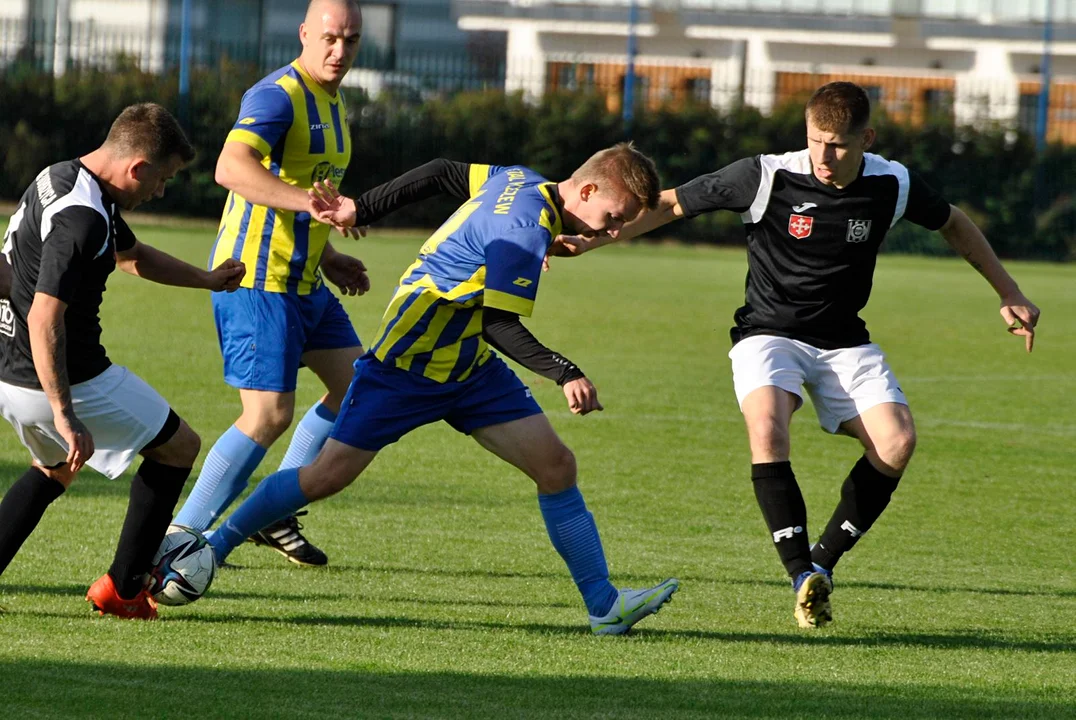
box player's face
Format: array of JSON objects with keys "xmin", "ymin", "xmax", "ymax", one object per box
[
  {"xmin": 126, "ymin": 155, "xmax": 186, "ymax": 210},
  {"xmin": 567, "ymin": 182, "xmax": 642, "ymax": 240},
  {"xmin": 300, "ymin": 3, "xmax": 363, "ymax": 90},
  {"xmin": 806, "ymin": 114, "xmax": 875, "ymax": 188}
]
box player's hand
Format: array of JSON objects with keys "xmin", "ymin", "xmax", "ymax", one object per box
[
  {"xmin": 309, "ymin": 180, "xmax": 359, "ymax": 229},
  {"xmin": 563, "ymin": 377, "xmax": 603, "ymax": 416},
  {"xmin": 547, "ymin": 233, "xmax": 594, "ymax": 258},
  {"xmin": 55, "ymin": 409, "xmax": 94, "ymax": 473},
  {"xmin": 999, "ymin": 291, "xmax": 1041, "ymax": 353},
  {"xmin": 322, "ymin": 250, "xmax": 370, "ymax": 297},
  {"xmin": 207, "ymin": 258, "xmax": 246, "ymax": 292},
  {"xmin": 334, "ymin": 224, "xmax": 368, "ymax": 240}
]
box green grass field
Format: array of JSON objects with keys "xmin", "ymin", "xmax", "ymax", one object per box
[{"xmin": 0, "ymin": 218, "xmax": 1073, "ymax": 719}]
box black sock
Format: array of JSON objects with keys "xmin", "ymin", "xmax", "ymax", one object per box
[
  {"xmin": 752, "ymin": 461, "xmax": 812, "ymax": 579},
  {"xmin": 108, "ymin": 459, "xmax": 191, "ymax": 599},
  {"xmin": 0, "ymin": 467, "xmax": 66, "ymax": 577},
  {"xmin": 812, "ymin": 455, "xmax": 901, "ymax": 571}
]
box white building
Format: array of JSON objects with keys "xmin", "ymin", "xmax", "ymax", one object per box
[{"xmin": 453, "ymin": 0, "xmax": 1076, "ymax": 140}]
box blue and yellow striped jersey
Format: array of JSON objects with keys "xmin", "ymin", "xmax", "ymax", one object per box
[
  {"xmin": 369, "ymin": 164, "xmax": 563, "ymax": 383},
  {"xmin": 210, "ymin": 61, "xmax": 352, "ymax": 294}
]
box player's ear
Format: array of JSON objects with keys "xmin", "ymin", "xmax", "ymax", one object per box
[
  {"xmin": 579, "ymin": 183, "xmax": 596, "ymax": 202},
  {"xmin": 861, "ymin": 127, "xmax": 876, "ymax": 152},
  {"xmin": 128, "ymin": 158, "xmax": 149, "ymax": 182},
  {"xmin": 299, "ymin": 22, "xmax": 308, "ymax": 46}
]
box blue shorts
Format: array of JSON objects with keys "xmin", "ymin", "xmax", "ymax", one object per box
[
  {"xmin": 213, "ymin": 285, "xmax": 361, "ymax": 392},
  {"xmin": 330, "ymin": 355, "xmax": 543, "ymax": 451}
]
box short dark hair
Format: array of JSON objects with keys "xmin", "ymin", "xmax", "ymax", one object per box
[
  {"xmin": 103, "ymin": 103, "xmax": 195, "ymax": 164},
  {"xmin": 572, "ymin": 142, "xmax": 661, "ymax": 211},
  {"xmin": 805, "ymin": 82, "xmax": 871, "ymax": 133}
]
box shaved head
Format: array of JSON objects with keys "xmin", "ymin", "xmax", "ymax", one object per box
[
  {"xmin": 299, "ymin": 0, "xmax": 362, "ymax": 93},
  {"xmin": 306, "ymin": 0, "xmax": 362, "ymax": 23}
]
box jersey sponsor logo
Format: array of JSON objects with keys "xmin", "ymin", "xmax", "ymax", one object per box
[
  {"xmin": 311, "ymin": 161, "xmax": 345, "ymax": 185},
  {"xmin": 788, "ymin": 214, "xmax": 814, "ymax": 239},
  {"xmin": 239, "ymin": 117, "xmax": 257, "ymax": 125},
  {"xmin": 773, "ymin": 525, "xmax": 804, "ymax": 542},
  {"xmin": 512, "ymin": 277, "xmax": 533, "ymax": 288},
  {"xmin": 792, "ymin": 202, "xmax": 817, "ymax": 213},
  {"xmin": 846, "ymin": 219, "xmax": 872, "ymax": 243},
  {"xmin": 0, "ymin": 300, "xmax": 15, "ymax": 338},
  {"xmin": 524, "ymin": 388, "xmax": 533, "ymax": 398},
  {"xmin": 310, "ymin": 123, "xmax": 332, "ymax": 131}
]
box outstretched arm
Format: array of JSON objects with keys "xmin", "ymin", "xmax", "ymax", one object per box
[
  {"xmin": 309, "ymin": 159, "xmax": 481, "ymax": 230},
  {"xmin": 116, "ymin": 241, "xmax": 245, "ymax": 292},
  {"xmin": 939, "ymin": 205, "xmax": 1040, "ymax": 352}
]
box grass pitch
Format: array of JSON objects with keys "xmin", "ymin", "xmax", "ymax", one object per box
[{"xmin": 0, "ymin": 218, "xmax": 1073, "ymax": 719}]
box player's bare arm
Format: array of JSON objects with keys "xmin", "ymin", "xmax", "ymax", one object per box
[
  {"xmin": 216, "ymin": 142, "xmax": 320, "ymax": 215},
  {"xmin": 938, "ymin": 204, "xmax": 1041, "ymax": 352},
  {"xmin": 26, "ymin": 292, "xmax": 94, "ymax": 471},
  {"xmin": 116, "ymin": 241, "xmax": 245, "ymax": 292}
]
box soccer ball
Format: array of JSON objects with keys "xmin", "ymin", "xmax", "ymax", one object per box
[{"xmin": 147, "ymin": 524, "xmax": 216, "ymax": 606}]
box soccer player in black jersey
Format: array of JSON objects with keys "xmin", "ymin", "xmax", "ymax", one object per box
[
  {"xmin": 549, "ymin": 82, "xmax": 1040, "ymax": 627},
  {"xmin": 0, "ymin": 104, "xmax": 245, "ymax": 618}
]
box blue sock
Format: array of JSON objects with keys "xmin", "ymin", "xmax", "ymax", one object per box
[
  {"xmin": 207, "ymin": 468, "xmax": 309, "ymax": 563},
  {"xmin": 174, "ymin": 425, "xmax": 266, "ymax": 531},
  {"xmin": 278, "ymin": 402, "xmax": 336, "ymax": 471},
  {"xmin": 538, "ymin": 485, "xmax": 619, "ymax": 617}
]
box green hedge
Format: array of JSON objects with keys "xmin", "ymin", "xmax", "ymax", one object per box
[{"xmin": 2, "ymin": 63, "xmax": 1073, "ymax": 259}]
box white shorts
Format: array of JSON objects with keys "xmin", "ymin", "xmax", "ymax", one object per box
[
  {"xmin": 728, "ymin": 335, "xmax": 907, "ymax": 434},
  {"xmin": 0, "ymin": 364, "xmax": 171, "ymax": 478}
]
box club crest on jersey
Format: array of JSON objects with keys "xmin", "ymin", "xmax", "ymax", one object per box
[
  {"xmin": 788, "ymin": 214, "xmax": 814, "ymax": 239},
  {"xmin": 846, "ymin": 219, "xmax": 872, "ymax": 243}
]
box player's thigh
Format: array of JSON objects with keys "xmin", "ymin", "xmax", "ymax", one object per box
[
  {"xmin": 302, "ymin": 286, "xmax": 362, "ymax": 404},
  {"xmin": 60, "ymin": 366, "xmax": 173, "ymax": 479},
  {"xmin": 0, "ymin": 379, "xmax": 71, "ymax": 471},
  {"xmin": 728, "ymin": 335, "xmax": 809, "ymax": 414},
  {"xmin": 213, "ymin": 288, "xmax": 305, "ymax": 393},
  {"xmin": 300, "ymin": 438, "xmax": 378, "ymax": 500},
  {"xmin": 840, "ymin": 402, "xmax": 917, "ymax": 474},
  {"xmin": 301, "ymin": 345, "xmax": 363, "ymax": 409},
  {"xmin": 471, "ymin": 414, "xmax": 576, "ymax": 492},
  {"xmin": 140, "ymin": 411, "xmax": 200, "ymax": 468},
  {"xmin": 809, "ymin": 343, "xmax": 907, "ymax": 435},
  {"xmin": 328, "ymin": 356, "xmax": 455, "ymax": 453}
]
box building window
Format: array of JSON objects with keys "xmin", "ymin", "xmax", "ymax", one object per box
[
  {"xmin": 924, "ymin": 88, "xmax": 954, "ymax": 120},
  {"xmin": 1018, "ymin": 92, "xmax": 1040, "ymax": 134}
]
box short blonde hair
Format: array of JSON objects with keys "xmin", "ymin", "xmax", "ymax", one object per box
[{"xmin": 571, "ymin": 142, "xmax": 660, "ymax": 211}]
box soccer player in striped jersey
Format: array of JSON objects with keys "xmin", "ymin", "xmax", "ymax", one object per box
[
  {"xmin": 173, "ymin": 0, "xmax": 370, "ymax": 566},
  {"xmin": 206, "ymin": 144, "xmax": 681, "ymax": 635}
]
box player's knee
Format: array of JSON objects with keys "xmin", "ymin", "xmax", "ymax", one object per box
[
  {"xmin": 870, "ymin": 426, "xmax": 916, "ymax": 473},
  {"xmin": 251, "ymin": 405, "xmax": 295, "ymax": 442},
  {"xmin": 535, "ymin": 443, "xmax": 577, "ymax": 493},
  {"xmin": 39, "ymin": 463, "xmax": 77, "ymax": 488},
  {"xmin": 146, "ymin": 419, "xmax": 201, "ymax": 467},
  {"xmin": 747, "ymin": 419, "xmax": 791, "ymax": 460}
]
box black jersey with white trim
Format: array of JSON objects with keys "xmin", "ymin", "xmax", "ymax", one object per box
[
  {"xmin": 676, "ymin": 150, "xmax": 951, "ymax": 349},
  {"xmin": 0, "ymin": 159, "xmax": 135, "ymax": 388}
]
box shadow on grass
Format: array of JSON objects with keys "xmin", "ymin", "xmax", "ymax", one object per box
[
  {"xmin": 11, "ymin": 602, "xmax": 1072, "ymax": 655},
  {"xmin": 333, "ymin": 562, "xmax": 1076, "ymax": 599},
  {"xmin": 0, "ymin": 659, "xmax": 1070, "ymax": 719}
]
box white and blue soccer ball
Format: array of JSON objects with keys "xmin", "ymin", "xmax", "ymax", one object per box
[{"xmin": 147, "ymin": 524, "xmax": 216, "ymax": 606}]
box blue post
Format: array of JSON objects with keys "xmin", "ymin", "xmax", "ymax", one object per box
[
  {"xmin": 1035, "ymin": 0, "xmax": 1053, "ymax": 153},
  {"xmin": 623, "ymin": 0, "xmax": 638, "ymax": 135},
  {"xmin": 178, "ymin": 0, "xmax": 193, "ymax": 131}
]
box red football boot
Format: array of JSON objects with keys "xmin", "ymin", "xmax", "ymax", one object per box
[{"xmin": 86, "ymin": 573, "xmax": 158, "ymax": 620}]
